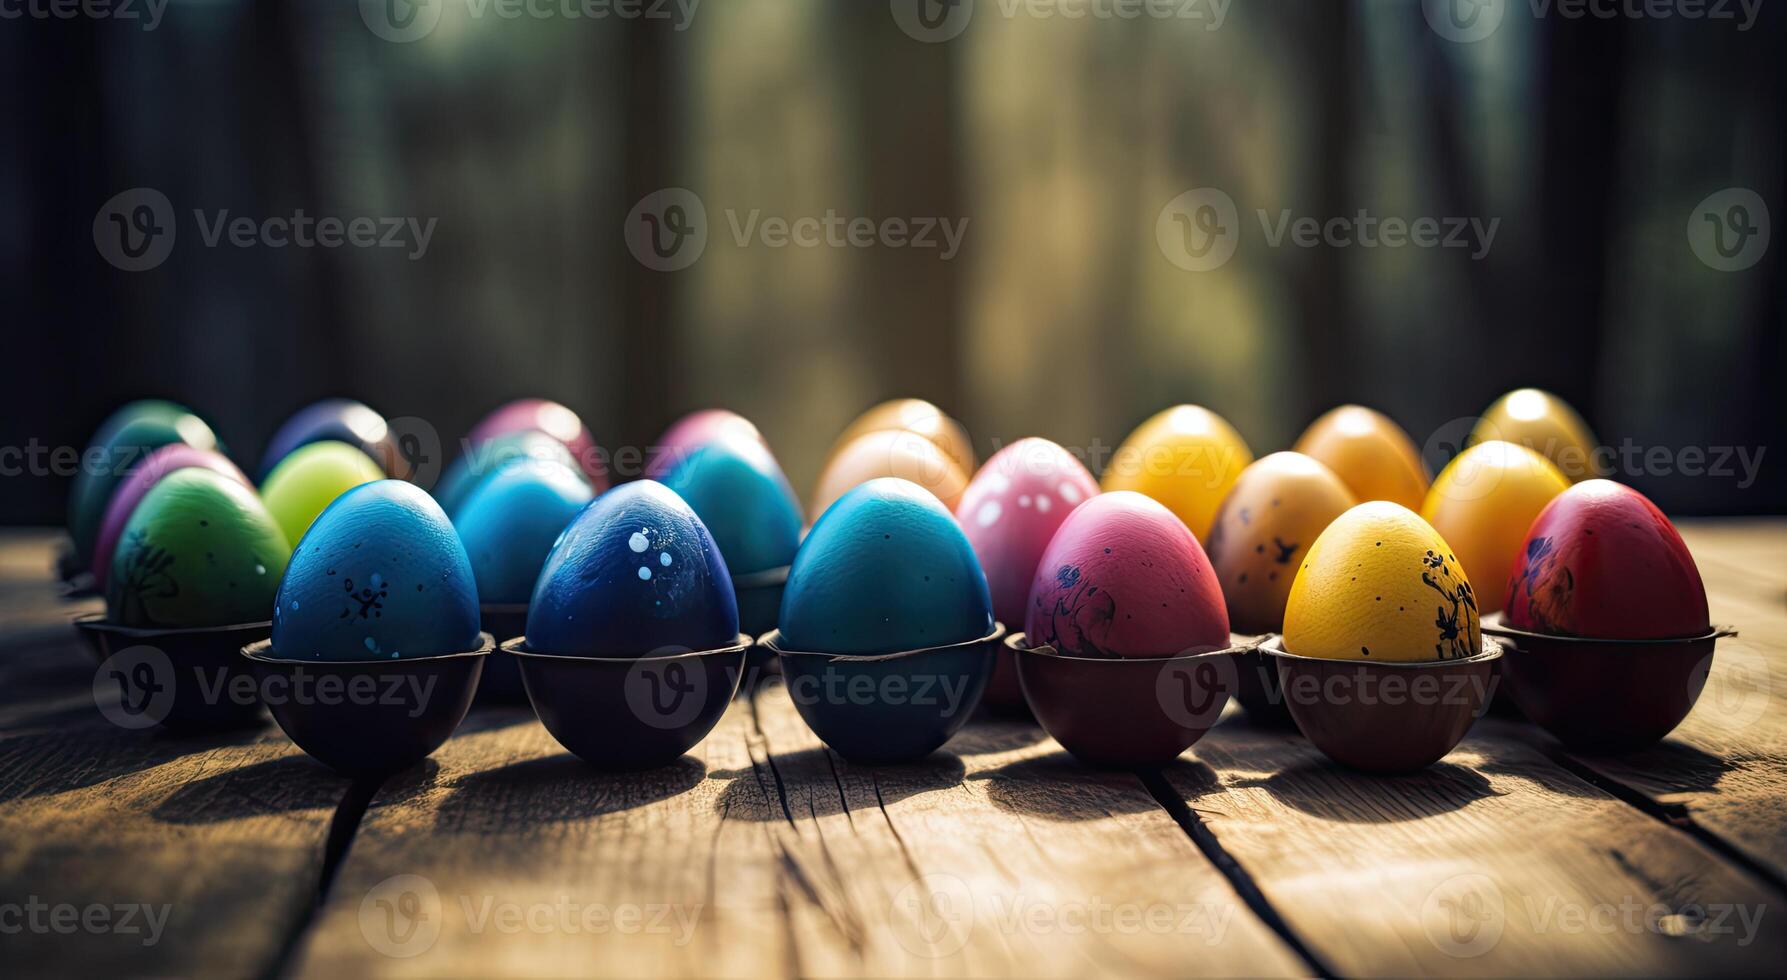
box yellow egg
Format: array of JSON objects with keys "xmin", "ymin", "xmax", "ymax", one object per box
[
  {"xmin": 1421, "ymin": 441, "xmax": 1569, "ymax": 615},
  {"xmin": 1207, "ymin": 452, "xmax": 1357, "ymax": 634},
  {"xmin": 811, "ymin": 429, "xmax": 969, "ymax": 517},
  {"xmin": 1471, "ymin": 388, "xmax": 1603, "ymax": 481},
  {"xmin": 828, "ymin": 399, "xmax": 976, "ymax": 478},
  {"xmin": 1284, "ymin": 501, "xmax": 1481, "ymax": 662},
  {"xmin": 1100, "ymin": 405, "xmax": 1253, "ymax": 541},
  {"xmin": 1292, "ymin": 405, "xmax": 1431, "ymax": 510},
  {"xmin": 259, "ymin": 441, "xmax": 385, "ymax": 546}
]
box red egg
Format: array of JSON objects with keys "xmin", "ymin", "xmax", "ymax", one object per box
[
  {"xmin": 90, "ymin": 444, "xmax": 250, "ymax": 592},
  {"xmin": 1024, "ymin": 491, "xmax": 1229, "ymax": 658},
  {"xmin": 1505, "ymin": 480, "xmax": 1708, "ymax": 639}
]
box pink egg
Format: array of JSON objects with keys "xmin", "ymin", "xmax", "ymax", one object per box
[
  {"xmin": 90, "ymin": 445, "xmax": 250, "ymax": 591},
  {"xmin": 644, "ymin": 409, "xmax": 766, "ymax": 479},
  {"xmin": 1024, "ymin": 491, "xmax": 1229, "ymax": 658},
  {"xmin": 466, "ymin": 398, "xmax": 607, "ymax": 489}
]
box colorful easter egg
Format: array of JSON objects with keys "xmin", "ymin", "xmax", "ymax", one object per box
[
  {"xmin": 957, "ymin": 439, "xmax": 1099, "ymax": 628},
  {"xmin": 454, "ymin": 459, "xmax": 595, "ymax": 605},
  {"xmin": 827, "ymin": 399, "xmax": 976, "ymax": 479},
  {"xmin": 1101, "ymin": 405, "xmax": 1253, "ymax": 542},
  {"xmin": 435, "ymin": 429, "xmax": 585, "ymax": 519},
  {"xmin": 1472, "ymin": 388, "xmax": 1604, "ymax": 482},
  {"xmin": 1292, "ymin": 405, "xmax": 1430, "ymax": 510},
  {"xmin": 106, "ymin": 469, "xmax": 289, "ymax": 628},
  {"xmin": 811, "ymin": 429, "xmax": 970, "ymax": 516},
  {"xmin": 645, "ymin": 410, "xmax": 768, "ymax": 479},
  {"xmin": 69, "ymin": 400, "xmax": 220, "ymax": 564},
  {"xmin": 466, "ymin": 398, "xmax": 608, "ymax": 488},
  {"xmin": 1421, "ymin": 441, "xmax": 1570, "ymax": 615},
  {"xmin": 259, "ymin": 441, "xmax": 386, "ymax": 547},
  {"xmin": 91, "ymin": 445, "xmax": 250, "ymax": 592},
  {"xmin": 1206, "ymin": 452, "xmax": 1357, "ymax": 634},
  {"xmin": 258, "ymin": 398, "xmax": 393, "ymax": 479},
  {"xmin": 659, "ymin": 437, "xmax": 803, "ymax": 577}
]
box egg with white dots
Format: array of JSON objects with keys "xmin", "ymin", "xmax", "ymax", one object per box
[{"xmin": 526, "ymin": 481, "xmax": 738, "ymax": 657}]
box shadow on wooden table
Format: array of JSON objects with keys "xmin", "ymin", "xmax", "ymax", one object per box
[
  {"xmin": 1233, "ymin": 761, "xmax": 1499, "ymax": 823},
  {"xmin": 152, "ymin": 751, "xmax": 360, "ymax": 823},
  {"xmin": 712, "ymin": 746, "xmax": 968, "ymax": 820},
  {"xmin": 972, "ymin": 752, "xmax": 1200, "ymax": 820},
  {"xmin": 432, "ymin": 753, "xmax": 709, "ymax": 830},
  {"xmin": 0, "ymin": 722, "xmax": 270, "ymax": 805}
]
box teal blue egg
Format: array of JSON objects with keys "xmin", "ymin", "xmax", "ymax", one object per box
[
  {"xmin": 454, "ymin": 459, "xmax": 595, "ymax": 604},
  {"xmin": 435, "ymin": 430, "xmax": 584, "ymax": 518},
  {"xmin": 779, "ymin": 478, "xmax": 992, "ymax": 654},
  {"xmin": 659, "ymin": 438, "xmax": 802, "ymax": 576}
]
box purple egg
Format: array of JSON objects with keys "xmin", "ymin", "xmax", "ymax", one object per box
[
  {"xmin": 260, "ymin": 399, "xmax": 393, "ymax": 480},
  {"xmin": 91, "ymin": 445, "xmax": 250, "ymax": 591}
]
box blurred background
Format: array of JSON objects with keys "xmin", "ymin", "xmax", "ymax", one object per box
[{"xmin": 1, "ymin": 0, "xmax": 1781, "ymax": 523}]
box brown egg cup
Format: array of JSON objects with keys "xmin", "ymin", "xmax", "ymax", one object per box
[
  {"xmin": 475, "ymin": 603, "xmax": 531, "ymax": 705},
  {"xmin": 1260, "ymin": 634, "xmax": 1502, "ymax": 773},
  {"xmin": 1225, "ymin": 629, "xmax": 1295, "ymax": 726},
  {"xmin": 1008, "ymin": 632, "xmax": 1241, "ymax": 768},
  {"xmin": 732, "ymin": 565, "xmax": 790, "ymax": 680},
  {"xmin": 1481, "ymin": 613, "xmax": 1737, "ymax": 752},
  {"xmin": 241, "ymin": 633, "xmax": 492, "ymax": 776},
  {"xmin": 74, "ymin": 613, "xmax": 271, "ymax": 731},
  {"xmin": 504, "ymin": 634, "xmax": 750, "ymax": 771}
]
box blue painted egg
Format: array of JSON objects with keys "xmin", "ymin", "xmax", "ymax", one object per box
[
  {"xmin": 435, "ymin": 430, "xmax": 584, "ymax": 519},
  {"xmin": 526, "ymin": 481, "xmax": 738, "ymax": 656},
  {"xmin": 454, "ymin": 459, "xmax": 595, "ymax": 604},
  {"xmin": 659, "ymin": 437, "xmax": 802, "ymax": 577},
  {"xmin": 780, "ymin": 478, "xmax": 992, "ymax": 654},
  {"xmin": 271, "ymin": 480, "xmax": 480, "ymax": 660}
]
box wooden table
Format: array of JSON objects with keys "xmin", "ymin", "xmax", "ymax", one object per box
[{"xmin": 3, "ymin": 523, "xmax": 1783, "ymax": 978}]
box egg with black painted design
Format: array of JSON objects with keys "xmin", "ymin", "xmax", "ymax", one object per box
[
  {"xmin": 1206, "ymin": 452, "xmax": 1356, "ymax": 634},
  {"xmin": 526, "ymin": 481, "xmax": 739, "ymax": 656},
  {"xmin": 271, "ymin": 480, "xmax": 481, "ymax": 661}
]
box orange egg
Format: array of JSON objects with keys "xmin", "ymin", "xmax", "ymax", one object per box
[
  {"xmin": 1100, "ymin": 405, "xmax": 1253, "ymax": 542},
  {"xmin": 1292, "ymin": 405, "xmax": 1430, "ymax": 510},
  {"xmin": 811, "ymin": 430, "xmax": 969, "ymax": 517},
  {"xmin": 1206, "ymin": 452, "xmax": 1357, "ymax": 634},
  {"xmin": 1421, "ymin": 441, "xmax": 1570, "ymax": 615},
  {"xmin": 1471, "ymin": 388, "xmax": 1604, "ymax": 482},
  {"xmin": 828, "ymin": 399, "xmax": 976, "ymax": 478}
]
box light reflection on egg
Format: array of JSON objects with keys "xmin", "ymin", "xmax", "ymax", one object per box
[{"xmin": 1292, "ymin": 405, "xmax": 1430, "ymax": 511}]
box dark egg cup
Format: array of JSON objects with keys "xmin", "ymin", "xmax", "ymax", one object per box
[
  {"xmin": 980, "ymin": 644, "xmax": 1034, "ymax": 719},
  {"xmin": 733, "ymin": 566, "xmax": 789, "ymax": 678},
  {"xmin": 74, "ymin": 614, "xmax": 270, "ymax": 731},
  {"xmin": 1261, "ymin": 634, "xmax": 1501, "ymax": 774},
  {"xmin": 474, "ymin": 603, "xmax": 531, "ymax": 705},
  {"xmin": 1482, "ymin": 614, "xmax": 1736, "ymax": 752},
  {"xmin": 1009, "ymin": 632, "xmax": 1241, "ymax": 768},
  {"xmin": 241, "ymin": 634, "xmax": 492, "ymax": 777},
  {"xmin": 505, "ymin": 634, "xmax": 750, "ymax": 771},
  {"xmin": 56, "ymin": 539, "xmax": 99, "ymax": 600},
  {"xmin": 762, "ymin": 625, "xmax": 1003, "ymax": 765},
  {"xmin": 1224, "ymin": 631, "xmax": 1296, "ymax": 727}
]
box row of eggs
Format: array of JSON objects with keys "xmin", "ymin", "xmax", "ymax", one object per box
[{"xmin": 66, "ymin": 390, "xmax": 1714, "ymax": 773}]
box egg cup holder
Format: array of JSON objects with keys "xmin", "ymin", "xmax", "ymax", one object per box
[
  {"xmin": 1482, "ymin": 613, "xmax": 1736, "ymax": 752},
  {"xmin": 474, "ymin": 603, "xmax": 532, "ymax": 705},
  {"xmin": 503, "ymin": 634, "xmax": 750, "ymax": 771},
  {"xmin": 980, "ymin": 643, "xmax": 1034, "ymax": 719},
  {"xmin": 56, "ymin": 538, "xmax": 99, "ymax": 600},
  {"xmin": 762, "ymin": 625, "xmax": 1003, "ymax": 765},
  {"xmin": 1261, "ymin": 634, "xmax": 1502, "ymax": 774},
  {"xmin": 74, "ymin": 614, "xmax": 271, "ymax": 731},
  {"xmin": 1008, "ymin": 632, "xmax": 1241, "ymax": 768},
  {"xmin": 240, "ymin": 633, "xmax": 492, "ymax": 776},
  {"xmin": 1225, "ymin": 631, "xmax": 1295, "ymax": 727},
  {"xmin": 733, "ymin": 566, "xmax": 790, "ymax": 677}
]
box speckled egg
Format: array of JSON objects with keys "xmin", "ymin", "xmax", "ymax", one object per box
[
  {"xmin": 454, "ymin": 459, "xmax": 595, "ymax": 605},
  {"xmin": 1024, "ymin": 491, "xmax": 1228, "ymax": 658},
  {"xmin": 659, "ymin": 437, "xmax": 803, "ymax": 577},
  {"xmin": 258, "ymin": 398, "xmax": 392, "ymax": 480},
  {"xmin": 781, "ymin": 478, "xmax": 992, "ymax": 655},
  {"xmin": 1505, "ymin": 480, "xmax": 1708, "ymax": 639},
  {"xmin": 271, "ymin": 480, "xmax": 480, "ymax": 661},
  {"xmin": 828, "ymin": 399, "xmax": 977, "ymax": 479},
  {"xmin": 1421, "ymin": 441, "xmax": 1570, "ymax": 615},
  {"xmin": 957, "ymin": 439, "xmax": 1099, "ymax": 628},
  {"xmin": 526, "ymin": 481, "xmax": 738, "ymax": 656},
  {"xmin": 1206, "ymin": 452, "xmax": 1357, "ymax": 634},
  {"xmin": 1284, "ymin": 502, "xmax": 1480, "ymax": 662},
  {"xmin": 1100, "ymin": 405, "xmax": 1253, "ymax": 542},
  {"xmin": 260, "ymin": 441, "xmax": 386, "ymax": 547},
  {"xmin": 69, "ymin": 400, "xmax": 220, "ymax": 565},
  {"xmin": 645, "ymin": 410, "xmax": 768, "ymax": 479},
  {"xmin": 1472, "ymin": 388, "xmax": 1604, "ymax": 482},
  {"xmin": 1292, "ymin": 405, "xmax": 1430, "ymax": 510},
  {"xmin": 435, "ymin": 429, "xmax": 585, "ymax": 519},
  {"xmin": 106, "ymin": 469, "xmax": 289, "ymax": 629},
  {"xmin": 91, "ymin": 444, "xmax": 251, "ymax": 592},
  {"xmin": 466, "ymin": 398, "xmax": 608, "ymax": 488},
  {"xmin": 811, "ymin": 429, "xmax": 970, "ymax": 516}
]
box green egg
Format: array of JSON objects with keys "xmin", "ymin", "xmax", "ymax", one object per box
[
  {"xmin": 106, "ymin": 468, "xmax": 291, "ymax": 629},
  {"xmin": 68, "ymin": 401, "xmax": 220, "ymax": 564},
  {"xmin": 259, "ymin": 440, "xmax": 385, "ymax": 547}
]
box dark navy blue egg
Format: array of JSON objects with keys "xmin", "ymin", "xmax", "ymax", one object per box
[
  {"xmin": 271, "ymin": 480, "xmax": 480, "ymax": 661},
  {"xmin": 659, "ymin": 437, "xmax": 802, "ymax": 576},
  {"xmin": 526, "ymin": 481, "xmax": 739, "ymax": 656},
  {"xmin": 435, "ymin": 429, "xmax": 584, "ymax": 519},
  {"xmin": 454, "ymin": 458, "xmax": 594, "ymax": 604},
  {"xmin": 780, "ymin": 478, "xmax": 992, "ymax": 655}
]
